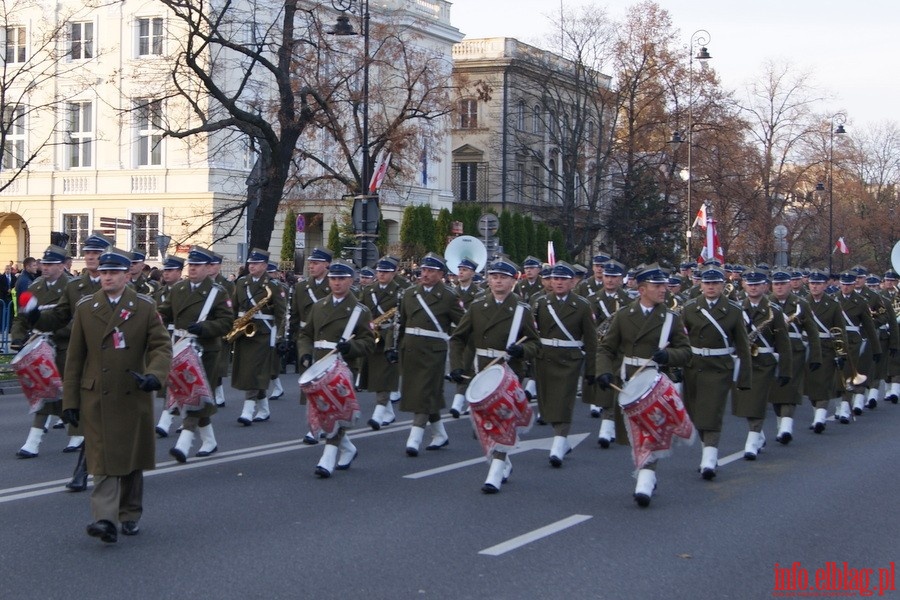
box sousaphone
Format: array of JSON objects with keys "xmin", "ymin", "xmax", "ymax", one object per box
[{"xmin": 444, "ymin": 235, "xmax": 488, "ymax": 275}]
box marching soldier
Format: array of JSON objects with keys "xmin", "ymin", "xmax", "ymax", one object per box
[
  {"xmin": 681, "ymin": 265, "xmax": 752, "ymax": 479},
  {"xmin": 585, "ymin": 260, "xmax": 631, "ymax": 440},
  {"xmin": 448, "ymin": 256, "xmax": 483, "ymax": 419},
  {"xmin": 266, "ymin": 262, "xmax": 287, "ymax": 400},
  {"xmin": 768, "ymin": 268, "xmax": 822, "ymax": 443},
  {"xmin": 128, "ymin": 248, "xmax": 160, "ymax": 296},
  {"xmin": 397, "ymin": 253, "xmax": 465, "ymax": 455},
  {"xmin": 290, "ymin": 247, "xmax": 332, "ymax": 443},
  {"xmin": 297, "ymin": 260, "xmax": 375, "ymax": 478},
  {"xmin": 835, "ymin": 271, "xmax": 881, "ymax": 418},
  {"xmin": 32, "ymin": 231, "xmax": 114, "ymax": 492},
  {"xmin": 209, "ymin": 251, "xmax": 235, "ymax": 407},
  {"xmin": 152, "ymin": 256, "xmax": 186, "ymax": 438},
  {"xmin": 532, "ymin": 262, "xmax": 597, "ymax": 467},
  {"xmin": 231, "ymin": 248, "xmax": 287, "ymax": 425},
  {"xmin": 881, "ymin": 269, "xmax": 900, "ymax": 403},
  {"xmin": 360, "ymin": 256, "xmax": 403, "ymax": 430},
  {"xmin": 514, "ymin": 256, "xmax": 543, "ymax": 303},
  {"xmin": 449, "ymin": 257, "xmax": 540, "ymax": 493},
  {"xmin": 863, "ymin": 273, "xmax": 898, "ymax": 408},
  {"xmin": 596, "ymin": 264, "xmax": 692, "ymax": 507},
  {"xmin": 11, "ymin": 245, "xmax": 82, "ymax": 458},
  {"xmin": 804, "ymin": 269, "xmax": 848, "ymax": 431},
  {"xmin": 731, "ymin": 269, "xmax": 792, "ymax": 460},
  {"xmin": 157, "ymin": 247, "xmax": 234, "ymax": 461},
  {"xmin": 575, "ymin": 252, "xmax": 610, "ymax": 299}
]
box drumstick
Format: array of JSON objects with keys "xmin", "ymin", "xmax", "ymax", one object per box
[
  {"xmin": 485, "ymin": 336, "xmax": 529, "ymax": 370},
  {"xmin": 322, "ymin": 334, "xmax": 356, "ymax": 360},
  {"xmin": 630, "ymin": 342, "xmax": 670, "ymax": 381}
]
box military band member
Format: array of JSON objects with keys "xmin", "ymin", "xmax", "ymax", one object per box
[
  {"xmin": 514, "ymin": 256, "xmax": 543, "ymax": 303},
  {"xmin": 836, "ymin": 271, "xmax": 881, "ymax": 418},
  {"xmin": 231, "ymin": 248, "xmax": 287, "ymax": 425},
  {"xmin": 575, "ymin": 252, "xmax": 610, "ymax": 299},
  {"xmin": 128, "ymin": 248, "xmax": 160, "ymax": 296},
  {"xmin": 731, "ymin": 269, "xmax": 792, "ymax": 460},
  {"xmin": 573, "ymin": 264, "xmax": 589, "ymax": 287},
  {"xmin": 790, "ymin": 270, "xmax": 809, "ymax": 298},
  {"xmin": 804, "ymin": 269, "xmax": 848, "ymax": 430},
  {"xmin": 208, "ymin": 251, "xmax": 235, "ymax": 407},
  {"xmin": 863, "ymin": 273, "xmax": 898, "ymax": 408},
  {"xmin": 681, "ymin": 266, "xmax": 752, "ymax": 479},
  {"xmin": 596, "ymin": 264, "xmax": 692, "ymax": 507},
  {"xmin": 882, "ymin": 270, "xmax": 900, "ymax": 403},
  {"xmin": 449, "ymin": 257, "xmax": 540, "ymax": 493},
  {"xmin": 360, "ymin": 256, "xmax": 402, "ymax": 430},
  {"xmin": 532, "ymin": 262, "xmax": 597, "ymax": 467},
  {"xmin": 32, "ymin": 231, "xmax": 114, "ymax": 492},
  {"xmin": 359, "ymin": 267, "xmax": 375, "ymax": 288},
  {"xmin": 768, "ymin": 268, "xmax": 822, "ymax": 443},
  {"xmin": 297, "ymin": 260, "xmax": 375, "ymax": 477},
  {"xmin": 157, "ymin": 247, "xmax": 234, "ymax": 461},
  {"xmin": 397, "ymin": 253, "xmax": 465, "ymax": 456},
  {"xmin": 152, "ymin": 256, "xmax": 187, "ymax": 439},
  {"xmin": 291, "ymin": 247, "xmax": 332, "ymax": 443},
  {"xmin": 63, "ymin": 248, "xmax": 171, "ymax": 543},
  {"xmin": 447, "ymin": 256, "xmax": 483, "ymax": 419},
  {"xmin": 266, "ymin": 262, "xmax": 287, "ymax": 400},
  {"xmin": 12, "ymin": 245, "xmax": 81, "ymax": 458},
  {"xmin": 585, "ymin": 260, "xmax": 631, "ymax": 437}
]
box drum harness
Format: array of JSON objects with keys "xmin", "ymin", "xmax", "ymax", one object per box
[
  {"xmin": 171, "ymin": 284, "xmax": 220, "ymax": 356},
  {"xmin": 838, "ymin": 303, "xmax": 866, "ymax": 356},
  {"xmin": 313, "ymin": 304, "xmax": 364, "ymax": 352},
  {"xmin": 473, "ymin": 302, "xmax": 526, "ymax": 373},
  {"xmin": 541, "ymin": 299, "xmax": 584, "ymax": 351},
  {"xmin": 620, "ymin": 310, "xmax": 673, "ymax": 381},
  {"xmin": 697, "ymin": 306, "xmax": 741, "ymax": 381}
]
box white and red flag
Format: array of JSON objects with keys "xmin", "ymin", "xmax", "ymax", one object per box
[
  {"xmin": 368, "ymin": 150, "xmax": 392, "ymax": 194},
  {"xmin": 547, "ymin": 241, "xmax": 556, "ymax": 266},
  {"xmin": 692, "ymin": 204, "xmax": 708, "ymax": 229},
  {"xmin": 698, "ymin": 218, "xmax": 724, "ymax": 264},
  {"xmin": 834, "ymin": 237, "xmax": 850, "ymax": 255}
]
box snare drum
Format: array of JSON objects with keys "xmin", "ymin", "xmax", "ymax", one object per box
[
  {"xmin": 166, "ymin": 338, "xmax": 214, "ymax": 411},
  {"xmin": 465, "ymin": 364, "xmax": 533, "ymax": 457},
  {"xmin": 12, "ymin": 336, "xmax": 62, "ymax": 414},
  {"xmin": 618, "ymin": 370, "xmax": 696, "ymax": 470},
  {"xmin": 300, "ymin": 354, "xmax": 360, "ymax": 439}
]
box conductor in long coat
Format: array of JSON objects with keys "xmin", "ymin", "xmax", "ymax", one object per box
[
  {"xmin": 680, "ymin": 266, "xmax": 752, "ymax": 480},
  {"xmin": 397, "ymin": 253, "xmax": 465, "ymax": 456},
  {"xmin": 62, "ymin": 249, "xmax": 171, "ymax": 543}
]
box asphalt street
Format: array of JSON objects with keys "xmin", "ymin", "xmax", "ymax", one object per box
[{"xmin": 1, "ymin": 376, "xmax": 898, "ymax": 600}]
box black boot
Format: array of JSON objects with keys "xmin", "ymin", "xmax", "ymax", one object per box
[{"xmin": 65, "ymin": 446, "xmax": 88, "ymax": 492}]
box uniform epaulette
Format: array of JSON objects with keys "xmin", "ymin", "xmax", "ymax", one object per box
[
  {"xmin": 137, "ymin": 293, "xmax": 155, "ymax": 304},
  {"xmin": 211, "ymin": 281, "xmax": 227, "ymax": 293},
  {"xmin": 76, "ymin": 295, "xmax": 93, "ymax": 307},
  {"xmin": 571, "ymin": 294, "xmax": 592, "ymax": 308},
  {"xmin": 682, "ymin": 297, "xmax": 700, "ymax": 309},
  {"xmin": 516, "ymin": 300, "xmax": 531, "ymax": 310},
  {"xmin": 727, "ymin": 299, "xmax": 743, "ymax": 310},
  {"xmin": 442, "ymin": 283, "xmax": 459, "ymax": 296}
]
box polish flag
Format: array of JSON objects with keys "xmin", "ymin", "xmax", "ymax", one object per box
[
  {"xmin": 368, "ymin": 150, "xmax": 392, "ymax": 193},
  {"xmin": 834, "ymin": 237, "xmax": 850, "ymax": 255},
  {"xmin": 692, "ymin": 204, "xmax": 708, "ymax": 229},
  {"xmin": 698, "ymin": 219, "xmax": 724, "ymax": 264},
  {"xmin": 547, "ymin": 241, "xmax": 556, "ymax": 266}
]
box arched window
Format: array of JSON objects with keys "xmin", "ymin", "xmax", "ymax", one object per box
[
  {"xmin": 532, "ymin": 104, "xmax": 542, "ymax": 134},
  {"xmin": 516, "ymin": 99, "xmax": 525, "ymax": 130}
]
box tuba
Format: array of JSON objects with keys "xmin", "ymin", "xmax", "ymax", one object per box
[
  {"xmin": 444, "ymin": 235, "xmax": 488, "ymax": 275},
  {"xmin": 225, "ymin": 286, "xmax": 273, "ymax": 343}
]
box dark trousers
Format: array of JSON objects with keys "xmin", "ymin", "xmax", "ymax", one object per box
[{"xmin": 91, "ymin": 470, "xmax": 143, "ymax": 524}]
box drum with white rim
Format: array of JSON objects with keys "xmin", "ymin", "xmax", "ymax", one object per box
[
  {"xmin": 465, "ymin": 363, "xmax": 533, "ymax": 457},
  {"xmin": 300, "ymin": 353, "xmax": 360, "ymax": 439},
  {"xmin": 617, "ymin": 369, "xmax": 695, "ymax": 470},
  {"xmin": 12, "ymin": 336, "xmax": 62, "ymax": 414}
]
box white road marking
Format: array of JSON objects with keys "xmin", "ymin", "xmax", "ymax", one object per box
[{"xmin": 478, "ymin": 514, "xmax": 593, "ymax": 556}]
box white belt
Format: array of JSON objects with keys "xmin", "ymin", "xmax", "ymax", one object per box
[
  {"xmin": 238, "ymin": 312, "xmax": 274, "ymax": 321},
  {"xmin": 691, "ymin": 346, "xmax": 734, "ymax": 357},
  {"xmin": 788, "ymin": 332, "xmax": 803, "ymax": 339},
  {"xmin": 754, "ymin": 347, "xmax": 775, "ymax": 354},
  {"xmin": 623, "ymin": 356, "xmax": 656, "ymax": 367},
  {"xmin": 314, "ymin": 341, "xmax": 337, "ymax": 350},
  {"xmin": 406, "ymin": 327, "xmax": 449, "ymax": 341},
  {"xmin": 540, "ymin": 338, "xmax": 583, "ymax": 348},
  {"xmin": 879, "ymin": 324, "xmax": 890, "ymax": 331},
  {"xmin": 299, "ymin": 320, "xmax": 307, "ymax": 328},
  {"xmin": 476, "ymin": 348, "xmax": 507, "ymax": 359},
  {"xmin": 38, "ymin": 303, "xmax": 58, "ymax": 310},
  {"xmin": 172, "ymin": 328, "xmax": 197, "ymax": 339},
  {"xmin": 845, "ymin": 326, "xmax": 860, "ymax": 333}
]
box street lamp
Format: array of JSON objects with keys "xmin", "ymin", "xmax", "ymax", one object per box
[
  {"xmin": 679, "ymin": 30, "xmax": 712, "ymax": 261},
  {"xmin": 816, "ymin": 113, "xmax": 847, "ymax": 274},
  {"xmin": 330, "ymin": 0, "xmax": 377, "ymax": 267}
]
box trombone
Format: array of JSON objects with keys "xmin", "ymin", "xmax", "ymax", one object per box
[{"xmin": 830, "ymin": 326, "xmax": 867, "ymax": 390}]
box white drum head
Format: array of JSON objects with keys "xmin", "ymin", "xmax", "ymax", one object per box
[
  {"xmin": 466, "ymin": 365, "xmax": 505, "ymax": 404},
  {"xmin": 299, "ymin": 353, "xmax": 338, "ymax": 385},
  {"xmin": 617, "ymin": 369, "xmax": 660, "ymax": 407}
]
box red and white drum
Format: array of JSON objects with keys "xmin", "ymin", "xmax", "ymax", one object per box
[
  {"xmin": 166, "ymin": 338, "xmax": 213, "ymax": 412},
  {"xmin": 300, "ymin": 354, "xmax": 360, "ymax": 439},
  {"xmin": 465, "ymin": 364, "xmax": 534, "ymax": 457},
  {"xmin": 618, "ymin": 369, "xmax": 696, "ymax": 470},
  {"xmin": 12, "ymin": 336, "xmax": 62, "ymax": 414}
]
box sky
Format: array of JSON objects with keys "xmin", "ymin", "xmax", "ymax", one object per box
[{"xmin": 448, "ymin": 0, "xmax": 899, "ymax": 128}]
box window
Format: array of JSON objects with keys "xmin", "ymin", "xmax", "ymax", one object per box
[
  {"xmin": 132, "ymin": 213, "xmax": 160, "ymax": 257},
  {"xmin": 458, "ymin": 99, "xmax": 477, "ymax": 129},
  {"xmin": 548, "ymin": 110, "xmax": 556, "ymax": 137},
  {"xmin": 136, "ymin": 99, "xmax": 163, "ymax": 166},
  {"xmin": 516, "ymin": 163, "xmax": 525, "ymax": 202},
  {"xmin": 5, "ymin": 26, "xmax": 26, "ymax": 63},
  {"xmin": 67, "ymin": 101, "xmax": 93, "ymax": 168},
  {"xmin": 137, "ymin": 17, "xmax": 163, "ymax": 56},
  {"xmin": 2, "ymin": 105, "xmax": 26, "ymax": 170},
  {"xmin": 531, "ymin": 165, "xmax": 541, "ymax": 203},
  {"xmin": 70, "ymin": 22, "xmax": 93, "ymax": 60},
  {"xmin": 451, "ymin": 162, "xmax": 481, "ymax": 201},
  {"xmin": 63, "ymin": 214, "xmax": 89, "ymax": 258},
  {"xmin": 548, "ymin": 159, "xmax": 558, "ymax": 202},
  {"xmin": 516, "ymin": 99, "xmax": 525, "ymax": 130},
  {"xmin": 532, "ymin": 105, "xmax": 542, "ymax": 134}
]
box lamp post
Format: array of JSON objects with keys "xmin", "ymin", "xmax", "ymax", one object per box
[
  {"xmin": 330, "ymin": 0, "xmax": 376, "ymax": 267},
  {"xmin": 681, "ymin": 30, "xmax": 712, "ymax": 261},
  {"xmin": 816, "ymin": 113, "xmax": 847, "ymax": 274}
]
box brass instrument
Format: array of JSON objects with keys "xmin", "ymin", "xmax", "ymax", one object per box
[
  {"xmin": 371, "ymin": 306, "xmax": 398, "ymax": 344},
  {"xmin": 747, "ymin": 306, "xmax": 774, "ymax": 357},
  {"xmin": 724, "ymin": 282, "xmax": 735, "ymax": 297},
  {"xmin": 225, "ymin": 286, "xmax": 273, "ymax": 343},
  {"xmin": 830, "ymin": 326, "xmax": 867, "ymax": 389},
  {"xmin": 596, "ymin": 318, "xmax": 613, "ymax": 341},
  {"xmin": 892, "ymin": 293, "xmax": 900, "ymax": 323}
]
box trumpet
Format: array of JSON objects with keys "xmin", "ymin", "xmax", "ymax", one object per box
[
  {"xmin": 225, "ymin": 286, "xmax": 273, "ymax": 343},
  {"xmin": 830, "ymin": 326, "xmax": 867, "ymax": 389}
]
